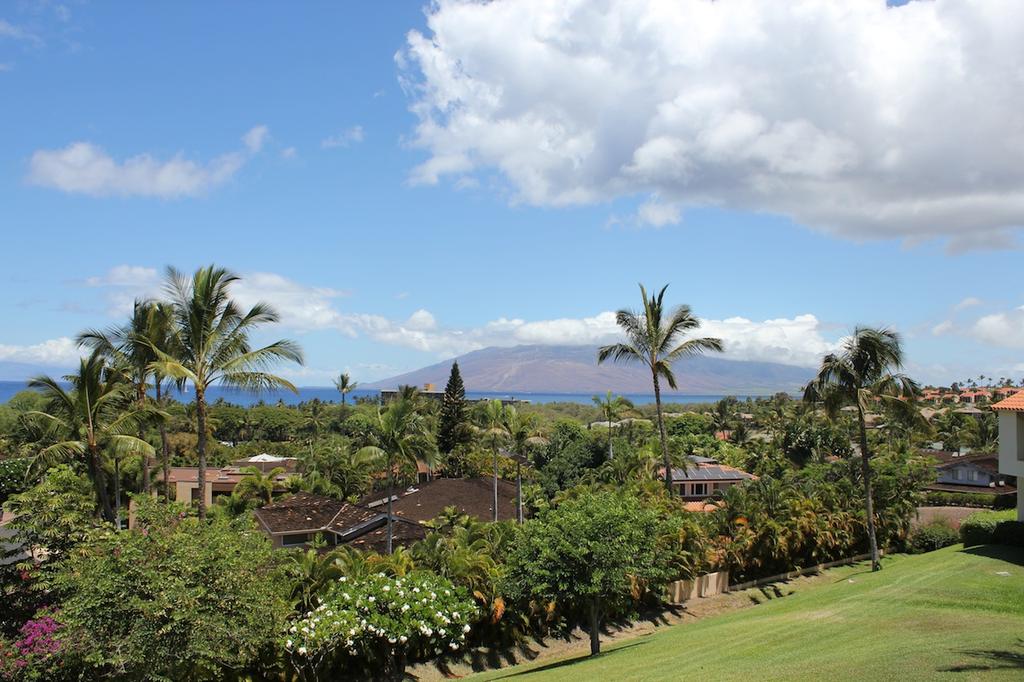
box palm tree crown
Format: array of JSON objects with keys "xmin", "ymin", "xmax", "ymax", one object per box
[
  {"xmin": 149, "ymin": 265, "xmax": 303, "ymax": 520},
  {"xmin": 27, "ymin": 354, "xmax": 156, "ymax": 523},
  {"xmin": 598, "ymin": 284, "xmax": 722, "ymax": 494},
  {"xmin": 333, "ymin": 372, "xmax": 358, "ymax": 406}
]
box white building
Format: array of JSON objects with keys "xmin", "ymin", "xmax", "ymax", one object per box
[{"xmin": 992, "ymin": 391, "xmax": 1024, "ymax": 521}]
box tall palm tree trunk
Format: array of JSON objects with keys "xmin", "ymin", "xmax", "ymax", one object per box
[
  {"xmin": 386, "ymin": 459, "xmax": 394, "ymax": 555},
  {"xmin": 608, "ymin": 416, "xmax": 614, "ymax": 461},
  {"xmin": 88, "ymin": 444, "xmax": 115, "ymax": 522},
  {"xmin": 516, "ymin": 460, "xmax": 523, "ymax": 524},
  {"xmin": 492, "ymin": 446, "xmax": 499, "ymax": 522},
  {"xmin": 652, "ymin": 373, "xmax": 672, "ymax": 495},
  {"xmin": 137, "ymin": 383, "xmax": 150, "ymax": 494},
  {"xmin": 157, "ymin": 381, "xmax": 170, "ymax": 500},
  {"xmin": 196, "ymin": 388, "xmax": 208, "ymax": 521},
  {"xmin": 857, "ymin": 404, "xmax": 880, "ymax": 571}
]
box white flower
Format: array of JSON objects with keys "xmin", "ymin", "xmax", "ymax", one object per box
[
  {"xmin": 401, "ymin": 604, "xmax": 410, "ymax": 612},
  {"xmin": 450, "ymin": 642, "xmax": 459, "ymax": 650},
  {"xmin": 413, "ymin": 587, "xmax": 420, "ymax": 593},
  {"xmin": 463, "ymin": 624, "xmax": 471, "ymax": 633},
  {"xmin": 368, "ymin": 596, "xmax": 375, "ymax": 603},
  {"xmin": 430, "ymin": 592, "xmax": 437, "ymax": 599},
  {"xmin": 339, "ymin": 576, "xmax": 347, "ymax": 582},
  {"xmin": 445, "ymin": 590, "xmax": 451, "ymax": 596},
  {"xmin": 389, "ymin": 637, "xmax": 397, "ymax": 644},
  {"xmin": 290, "ymin": 626, "xmax": 297, "ymax": 634},
  {"xmin": 286, "ymin": 639, "xmax": 293, "ymax": 649},
  {"xmin": 383, "ymin": 585, "xmax": 390, "ymax": 592},
  {"xmin": 399, "ymin": 635, "xmax": 408, "ymax": 643},
  {"xmin": 298, "ymin": 646, "xmax": 307, "ymax": 656},
  {"xmin": 453, "ymin": 612, "xmax": 460, "ymax": 619}
]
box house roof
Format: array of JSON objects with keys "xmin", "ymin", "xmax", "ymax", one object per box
[
  {"xmin": 344, "ymin": 517, "xmax": 428, "ymax": 554},
  {"xmin": 992, "ymin": 390, "xmax": 1024, "ymax": 411},
  {"xmin": 359, "ymin": 477, "xmax": 519, "ymax": 524},
  {"xmin": 925, "ymin": 482, "xmax": 1016, "ymax": 495},
  {"xmin": 666, "ymin": 463, "xmax": 755, "ymax": 482},
  {"xmin": 253, "ymin": 492, "xmax": 368, "ymax": 535},
  {"xmin": 165, "ymin": 466, "xmax": 290, "ymax": 486},
  {"xmin": 935, "ymin": 454, "xmax": 999, "ymax": 474}
]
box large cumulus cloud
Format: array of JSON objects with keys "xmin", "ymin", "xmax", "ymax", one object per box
[{"xmin": 400, "ymin": 0, "xmax": 1024, "ymax": 248}]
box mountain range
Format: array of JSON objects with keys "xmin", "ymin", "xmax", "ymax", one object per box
[{"xmin": 366, "ymin": 345, "xmax": 813, "ymax": 395}]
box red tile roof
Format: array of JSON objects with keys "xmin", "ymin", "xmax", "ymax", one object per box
[{"xmin": 992, "ymin": 390, "xmax": 1024, "ymax": 411}]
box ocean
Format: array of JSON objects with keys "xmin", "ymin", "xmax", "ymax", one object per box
[{"xmin": 0, "ymin": 380, "xmax": 748, "ymax": 407}]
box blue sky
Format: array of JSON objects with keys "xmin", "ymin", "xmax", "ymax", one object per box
[{"xmin": 1, "ymin": 1, "xmax": 1023, "ymax": 386}]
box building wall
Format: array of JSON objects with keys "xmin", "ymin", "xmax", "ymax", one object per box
[
  {"xmin": 996, "ymin": 412, "xmax": 1024, "ymax": 521},
  {"xmin": 937, "ymin": 464, "xmax": 996, "ymax": 487}
]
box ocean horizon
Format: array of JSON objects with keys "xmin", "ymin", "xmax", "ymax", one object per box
[{"xmin": 0, "ymin": 380, "xmax": 766, "ymax": 407}]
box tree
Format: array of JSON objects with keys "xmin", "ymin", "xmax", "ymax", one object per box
[
  {"xmin": 503, "ymin": 406, "xmax": 542, "ymax": 524},
  {"xmin": 151, "ymin": 265, "xmax": 303, "ymax": 521},
  {"xmin": 234, "ymin": 465, "xmax": 285, "ymax": 506},
  {"xmin": 803, "ymin": 327, "xmax": 918, "ymax": 571},
  {"xmin": 504, "ymin": 491, "xmax": 674, "ymax": 656},
  {"xmin": 598, "ymin": 284, "xmax": 723, "ymax": 494},
  {"xmin": 78, "ymin": 299, "xmax": 173, "ymax": 495},
  {"xmin": 51, "ymin": 498, "xmax": 290, "ymax": 679},
  {"xmin": 477, "ymin": 400, "xmax": 508, "ymax": 522},
  {"xmin": 357, "ymin": 397, "xmax": 434, "ymax": 553},
  {"xmin": 591, "ymin": 391, "xmax": 634, "ymax": 461},
  {"xmin": 437, "ymin": 362, "xmax": 469, "ymax": 454},
  {"xmin": 333, "ymin": 372, "xmax": 358, "ymax": 406},
  {"xmin": 26, "ymin": 355, "xmax": 156, "ymax": 523}
]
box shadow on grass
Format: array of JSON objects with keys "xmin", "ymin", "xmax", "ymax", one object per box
[
  {"xmin": 939, "ymin": 639, "xmax": 1024, "ymax": 673},
  {"xmin": 747, "ymin": 582, "xmax": 793, "ymax": 605},
  {"xmin": 959, "ymin": 544, "xmax": 1024, "ymax": 567},
  {"xmin": 485, "ymin": 639, "xmax": 651, "ymax": 679}
]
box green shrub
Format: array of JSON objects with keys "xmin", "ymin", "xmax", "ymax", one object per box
[
  {"xmin": 993, "ymin": 520, "xmax": 1024, "ymax": 547},
  {"xmin": 907, "ymin": 523, "xmax": 959, "ymax": 554},
  {"xmin": 960, "ymin": 509, "xmax": 1015, "ymax": 546},
  {"xmin": 923, "ymin": 490, "xmax": 998, "ymax": 509}
]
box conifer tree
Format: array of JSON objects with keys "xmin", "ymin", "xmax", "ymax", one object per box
[{"xmin": 437, "ymin": 362, "xmax": 467, "ymax": 454}]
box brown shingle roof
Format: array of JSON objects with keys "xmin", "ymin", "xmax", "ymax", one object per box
[
  {"xmin": 254, "ymin": 492, "xmax": 356, "ymax": 534},
  {"xmin": 360, "ymin": 477, "xmax": 519, "ymax": 524}
]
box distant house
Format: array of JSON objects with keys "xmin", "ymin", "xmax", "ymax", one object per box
[
  {"xmin": 663, "ymin": 457, "xmax": 756, "ymax": 501},
  {"xmin": 232, "ymin": 453, "xmax": 300, "ymax": 473},
  {"xmin": 165, "ymin": 465, "xmax": 291, "ymax": 507},
  {"xmin": 921, "ymin": 449, "xmax": 1016, "ymax": 503},
  {"xmin": 253, "ymin": 477, "xmax": 519, "ymax": 552},
  {"xmin": 992, "ymin": 390, "xmax": 1024, "ymax": 520}
]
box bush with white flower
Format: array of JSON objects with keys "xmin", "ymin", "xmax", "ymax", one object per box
[{"xmin": 283, "ymin": 571, "xmax": 476, "ymax": 680}]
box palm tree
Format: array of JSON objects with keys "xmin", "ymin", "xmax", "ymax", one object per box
[
  {"xmin": 503, "ymin": 406, "xmax": 542, "ymax": 524},
  {"xmin": 477, "ymin": 400, "xmax": 508, "ymax": 522},
  {"xmin": 356, "ymin": 397, "xmax": 435, "ymax": 554},
  {"xmin": 26, "ymin": 354, "xmax": 157, "ymax": 524},
  {"xmin": 803, "ymin": 327, "xmax": 918, "ymax": 571},
  {"xmin": 591, "ymin": 391, "xmax": 634, "ymax": 461},
  {"xmin": 150, "ymin": 265, "xmax": 303, "ymax": 520},
  {"xmin": 234, "ymin": 465, "xmax": 285, "ymax": 505},
  {"xmin": 333, "ymin": 372, "xmax": 358, "ymax": 406},
  {"xmin": 598, "ymin": 284, "xmax": 723, "ymax": 494},
  {"xmin": 78, "ymin": 299, "xmax": 173, "ymax": 495}
]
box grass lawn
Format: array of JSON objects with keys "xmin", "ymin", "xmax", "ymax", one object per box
[{"xmin": 473, "ymin": 544, "xmax": 1024, "ymax": 681}]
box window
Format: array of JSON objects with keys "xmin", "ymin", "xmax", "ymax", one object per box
[
  {"xmin": 691, "ymin": 483, "xmax": 708, "ymax": 497},
  {"xmin": 953, "ymin": 469, "xmax": 963, "ymax": 481},
  {"xmin": 967, "ymin": 469, "xmax": 979, "ymax": 482},
  {"xmin": 281, "ymin": 533, "xmax": 310, "ymax": 547}
]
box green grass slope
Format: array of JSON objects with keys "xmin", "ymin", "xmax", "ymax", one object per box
[{"xmin": 475, "ymin": 545, "xmax": 1024, "ymax": 681}]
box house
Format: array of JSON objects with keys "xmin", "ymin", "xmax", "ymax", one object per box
[
  {"xmin": 253, "ymin": 477, "xmax": 519, "ymax": 552},
  {"xmin": 992, "ymin": 390, "xmax": 1024, "ymax": 520},
  {"xmin": 253, "ymin": 492, "xmax": 395, "ymax": 549},
  {"xmin": 663, "ymin": 458, "xmax": 756, "ymax": 501},
  {"xmin": 165, "ymin": 465, "xmax": 291, "ymax": 507},
  {"xmin": 232, "ymin": 453, "xmax": 299, "ymax": 473},
  {"xmin": 922, "ymin": 451, "xmax": 1015, "ymax": 498}
]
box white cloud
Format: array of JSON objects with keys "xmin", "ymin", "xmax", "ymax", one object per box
[
  {"xmin": 972, "ymin": 306, "xmax": 1024, "ymax": 348},
  {"xmin": 281, "ymin": 146, "xmax": 297, "ymax": 159},
  {"xmin": 636, "ymin": 198, "xmax": 681, "ymax": 228},
  {"xmin": 401, "ymin": 0, "xmax": 1024, "ymax": 248},
  {"xmin": 28, "ymin": 127, "xmax": 267, "ymax": 198},
  {"xmin": 0, "ymin": 19, "xmax": 39, "ymax": 44},
  {"xmin": 231, "ymin": 272, "xmax": 350, "ymax": 333},
  {"xmin": 85, "ymin": 265, "xmax": 159, "ymax": 289},
  {"xmin": 0, "ymin": 337, "xmax": 81, "ymax": 366},
  {"xmin": 932, "ymin": 320, "xmax": 954, "ymax": 336},
  {"xmin": 953, "ymin": 297, "xmax": 983, "ymax": 311},
  {"xmin": 242, "ymin": 125, "xmax": 269, "ymax": 153},
  {"xmin": 321, "ymin": 126, "xmax": 365, "ymax": 149}
]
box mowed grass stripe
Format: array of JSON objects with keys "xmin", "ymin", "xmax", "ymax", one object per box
[{"xmin": 474, "ymin": 545, "xmax": 1024, "ymax": 681}]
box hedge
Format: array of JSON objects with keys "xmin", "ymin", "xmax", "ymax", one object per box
[
  {"xmin": 906, "ymin": 523, "xmax": 959, "ymax": 554},
  {"xmin": 959, "ymin": 510, "xmax": 1020, "ymax": 546},
  {"xmin": 923, "ymin": 490, "xmax": 1014, "ymax": 510}
]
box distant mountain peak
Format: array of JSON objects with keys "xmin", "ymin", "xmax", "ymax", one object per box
[{"xmin": 366, "ymin": 344, "xmax": 811, "ymax": 395}]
